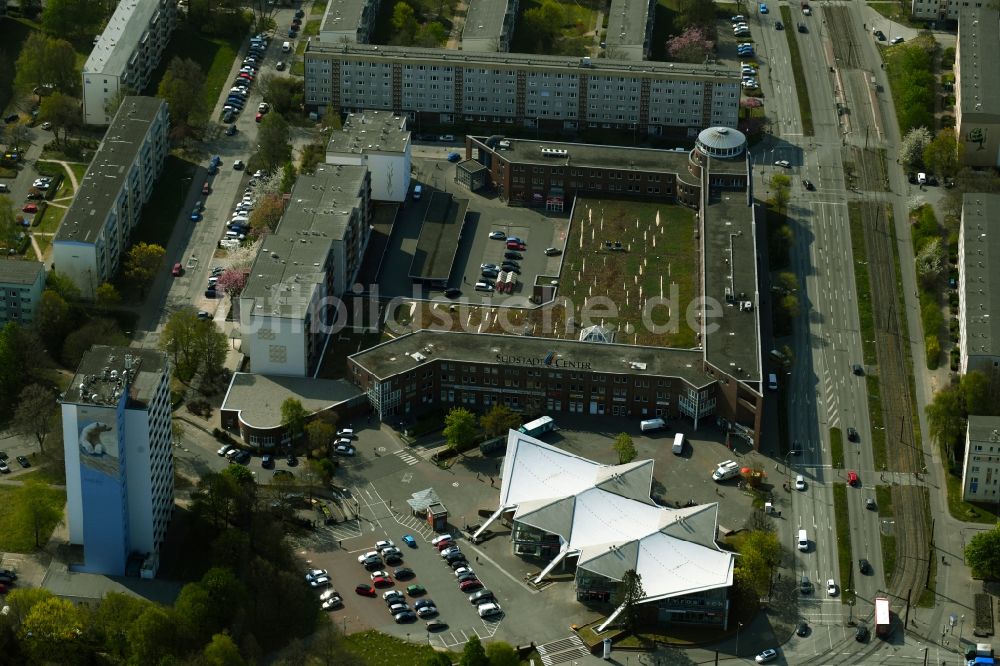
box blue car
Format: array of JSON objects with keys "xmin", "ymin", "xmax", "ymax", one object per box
[
  {"xmin": 402, "ymin": 535, "xmax": 417, "ymax": 548},
  {"xmin": 759, "ymin": 2, "xmax": 768, "ymax": 13},
  {"xmin": 447, "ymin": 152, "xmax": 461, "ymax": 162},
  {"xmin": 190, "ymin": 208, "xmax": 202, "ymax": 221}
]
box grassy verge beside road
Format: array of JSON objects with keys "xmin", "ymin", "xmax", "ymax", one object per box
[
  {"xmin": 917, "ymin": 487, "xmax": 936, "ymax": 607},
  {"xmin": 867, "ymin": 375, "xmax": 887, "ymax": 471},
  {"xmin": 833, "ymin": 483, "xmax": 855, "ymax": 605},
  {"xmin": 849, "ymin": 202, "xmax": 877, "ymax": 366},
  {"xmin": 875, "ymin": 485, "xmax": 896, "ymax": 580},
  {"xmin": 830, "ymin": 427, "xmax": 844, "ymax": 469},
  {"xmin": 883, "ymin": 35, "xmax": 936, "ymax": 134},
  {"xmin": 344, "ymin": 630, "xmax": 457, "ymax": 665},
  {"xmin": 779, "ymin": 6, "xmax": 814, "ymax": 136}
]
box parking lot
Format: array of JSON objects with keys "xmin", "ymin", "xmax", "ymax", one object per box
[
  {"xmin": 285, "ymin": 414, "xmax": 766, "ymax": 649},
  {"xmin": 374, "ymin": 155, "xmax": 570, "ymax": 305}
]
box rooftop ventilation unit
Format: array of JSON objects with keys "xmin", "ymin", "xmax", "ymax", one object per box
[{"xmin": 541, "ymin": 147, "xmax": 568, "ymax": 158}]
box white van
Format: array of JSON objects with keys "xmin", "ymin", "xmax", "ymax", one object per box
[
  {"xmin": 640, "ymin": 418, "xmax": 666, "ymax": 432},
  {"xmin": 672, "ymin": 433, "xmax": 684, "ymax": 455},
  {"xmin": 281, "ymin": 41, "xmax": 292, "ymax": 53},
  {"xmin": 767, "ymin": 373, "xmax": 778, "ymax": 390},
  {"xmin": 474, "ymin": 281, "xmax": 494, "ymax": 292},
  {"xmin": 712, "ymin": 460, "xmax": 741, "ymax": 482},
  {"xmin": 798, "ymin": 529, "xmax": 809, "ymax": 552}
]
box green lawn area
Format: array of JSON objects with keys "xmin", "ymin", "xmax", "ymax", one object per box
[
  {"xmin": 832, "ymin": 483, "xmax": 854, "ymax": 605},
  {"xmin": 867, "ymin": 375, "xmax": 888, "ymax": 471},
  {"xmin": 875, "ymin": 485, "xmax": 896, "ymax": 580},
  {"xmin": 143, "ymin": 26, "xmax": 241, "ymax": 121},
  {"xmin": 779, "ymin": 6, "xmax": 814, "ymax": 136},
  {"xmin": 868, "ymin": 0, "xmax": 924, "ymax": 28},
  {"xmin": 830, "ymin": 426, "xmax": 844, "ymax": 468},
  {"xmin": 311, "ymin": 0, "xmax": 329, "ymax": 15},
  {"xmin": 847, "ymin": 202, "xmax": 876, "ymax": 365},
  {"xmin": 558, "ymin": 197, "xmax": 698, "ymax": 348},
  {"xmin": 302, "ymin": 19, "xmax": 320, "ymax": 37},
  {"xmin": 34, "ymin": 203, "xmax": 66, "ymax": 233},
  {"xmin": 509, "ymin": 0, "xmax": 597, "ymax": 56},
  {"xmin": 0, "ymin": 484, "xmax": 66, "ymax": 553},
  {"xmin": 131, "ymin": 155, "xmax": 197, "ymax": 248},
  {"xmin": 343, "ymin": 630, "xmax": 459, "ymax": 666},
  {"xmin": 69, "ymin": 162, "xmax": 88, "ymax": 184},
  {"xmin": 944, "ymin": 468, "xmax": 1000, "ymax": 523},
  {"xmin": 291, "ymin": 59, "xmax": 304, "ymax": 77},
  {"xmin": 33, "ymin": 233, "xmax": 51, "ymax": 258}
]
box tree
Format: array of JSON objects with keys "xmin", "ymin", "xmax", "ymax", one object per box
[
  {"xmin": 966, "ymin": 526, "xmax": 1000, "ymax": 580},
  {"xmin": 105, "ymin": 85, "xmax": 137, "ymax": 120},
  {"xmin": 485, "ymin": 641, "xmax": 520, "ymax": 666},
  {"xmin": 12, "ymin": 384, "xmax": 57, "ymax": 453},
  {"xmin": 443, "ymin": 407, "xmax": 478, "ymax": 451},
  {"xmin": 770, "ymin": 173, "xmax": 791, "ymax": 212},
  {"xmin": 480, "ymin": 404, "xmax": 521, "ymax": 438},
  {"xmin": 157, "ymin": 57, "xmax": 207, "ymax": 133},
  {"xmin": 618, "ymin": 569, "xmax": 645, "ymax": 633},
  {"xmin": 613, "ymin": 432, "xmax": 637, "ymax": 464},
  {"xmin": 41, "ymin": 0, "xmax": 103, "ymax": 42},
  {"xmin": 926, "ymin": 385, "xmax": 965, "ymax": 461},
  {"xmin": 414, "ymin": 22, "xmax": 448, "ymax": 47},
  {"xmin": 257, "ymin": 112, "xmax": 292, "ymax": 173},
  {"xmin": 13, "ymin": 34, "xmax": 79, "ymax": 96},
  {"xmin": 391, "ymin": 2, "xmax": 419, "ymax": 43},
  {"xmin": 961, "ymin": 371, "xmax": 996, "ymax": 417},
  {"xmin": 257, "ymin": 74, "xmax": 304, "ymax": 116},
  {"xmin": 665, "ymin": 27, "xmax": 714, "ymax": 64},
  {"xmin": 61, "ymin": 318, "xmax": 127, "ymax": 368},
  {"xmin": 425, "ymin": 654, "xmax": 454, "ymax": 666},
  {"xmin": 123, "ymin": 242, "xmax": 166, "ymax": 296},
  {"xmin": 90, "ymin": 593, "xmax": 152, "ymax": 661},
  {"xmin": 734, "ymin": 530, "xmax": 780, "ymax": 597},
  {"xmin": 915, "ymin": 237, "xmax": 946, "ymax": 287},
  {"xmin": 249, "ymin": 193, "xmax": 286, "ymax": 234},
  {"xmin": 460, "ymin": 635, "xmax": 489, "ymax": 666},
  {"xmin": 305, "ymin": 418, "xmax": 336, "ymax": 457},
  {"xmin": 94, "ymin": 282, "xmax": 121, "ymax": 309},
  {"xmin": 281, "ymin": 398, "xmax": 309, "ymax": 443},
  {"xmin": 217, "ymin": 268, "xmax": 249, "ymax": 297},
  {"xmin": 34, "ymin": 290, "xmax": 73, "ymax": 352},
  {"xmin": 899, "ymin": 126, "xmax": 932, "ymax": 168},
  {"xmin": 923, "ymin": 129, "xmax": 959, "ymax": 178},
  {"xmin": 0, "ymin": 195, "xmax": 18, "ymax": 242},
  {"xmin": 675, "ymin": 0, "xmax": 716, "ymax": 31},
  {"xmin": 20, "ymin": 596, "xmax": 85, "ymax": 664},
  {"xmin": 226, "ymin": 238, "xmax": 264, "ymax": 270},
  {"xmin": 46, "ymin": 271, "xmax": 81, "ymax": 301},
  {"xmin": 126, "ymin": 606, "xmax": 179, "ymax": 666},
  {"xmin": 160, "ymin": 307, "xmax": 227, "ymax": 381},
  {"xmin": 38, "ymin": 92, "xmax": 81, "ymax": 147},
  {"xmin": 203, "ymin": 633, "xmax": 246, "ymax": 666},
  {"xmin": 14, "ymin": 479, "xmax": 63, "ymax": 548}
]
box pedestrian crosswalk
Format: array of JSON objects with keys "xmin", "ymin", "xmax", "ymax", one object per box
[
  {"xmin": 536, "ymin": 635, "xmax": 590, "ymax": 665},
  {"xmin": 823, "ymin": 373, "xmax": 840, "ymax": 428},
  {"xmin": 394, "ymin": 449, "xmax": 421, "ymax": 465}
]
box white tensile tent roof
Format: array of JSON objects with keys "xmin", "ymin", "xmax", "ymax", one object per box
[{"xmin": 493, "ymin": 430, "xmax": 734, "ymax": 604}]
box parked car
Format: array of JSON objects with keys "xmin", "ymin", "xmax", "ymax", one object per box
[
  {"xmin": 21, "ymin": 203, "xmax": 37, "ymax": 213},
  {"xmin": 447, "ymin": 152, "xmax": 461, "ymax": 162},
  {"xmin": 394, "ymin": 567, "xmax": 415, "ymax": 580},
  {"xmin": 305, "ymin": 569, "xmax": 328, "ymax": 582},
  {"xmin": 468, "ymin": 589, "xmax": 495, "ymax": 604},
  {"xmin": 276, "ymin": 60, "xmax": 286, "ymax": 71},
  {"xmin": 383, "ymin": 589, "xmax": 405, "ymax": 603},
  {"xmin": 544, "ymin": 247, "xmax": 562, "ymax": 256},
  {"xmin": 233, "ymin": 160, "xmax": 245, "ymax": 170},
  {"xmin": 459, "ymin": 579, "xmax": 483, "ymax": 592},
  {"xmin": 402, "ymin": 535, "xmax": 417, "ymax": 548},
  {"xmin": 438, "ymin": 134, "xmax": 455, "ymax": 142},
  {"xmin": 171, "ymin": 262, "xmax": 184, "ymax": 277},
  {"xmin": 755, "ymin": 649, "xmax": 778, "ymax": 664},
  {"xmin": 309, "ymin": 576, "xmax": 332, "ymax": 589},
  {"xmin": 355, "ymin": 584, "xmax": 376, "ymax": 597},
  {"xmin": 334, "ymin": 444, "xmax": 356, "ymax": 456},
  {"xmin": 406, "ymin": 584, "xmax": 426, "ymax": 596},
  {"xmin": 16, "ymin": 455, "xmax": 30, "ymax": 468},
  {"xmin": 774, "ymin": 160, "xmax": 791, "ymax": 168},
  {"xmin": 488, "ymin": 231, "xmax": 506, "ymax": 240},
  {"xmin": 202, "ymin": 181, "xmax": 211, "ymax": 195}
]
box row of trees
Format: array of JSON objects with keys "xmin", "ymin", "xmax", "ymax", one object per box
[
  {"xmin": 899, "ymin": 127, "xmax": 960, "ymax": 177},
  {"xmin": 160, "ymin": 307, "xmax": 229, "ymax": 383},
  {"xmin": 442, "ymin": 405, "xmax": 523, "ymax": 451},
  {"xmin": 391, "ymin": 1, "xmax": 448, "ymax": 48}
]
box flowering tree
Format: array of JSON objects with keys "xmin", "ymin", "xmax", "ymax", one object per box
[
  {"xmin": 740, "ymin": 97, "xmax": 763, "ymax": 109},
  {"xmin": 665, "ymin": 27, "xmax": 714, "ymax": 64},
  {"xmin": 216, "ymin": 269, "xmax": 249, "ymax": 298},
  {"xmin": 249, "ymin": 193, "xmax": 285, "ymax": 234},
  {"xmin": 226, "ymin": 238, "xmax": 262, "ymax": 271}
]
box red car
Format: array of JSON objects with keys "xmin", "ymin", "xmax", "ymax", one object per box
[
  {"xmin": 372, "ymin": 576, "xmax": 393, "ymax": 588},
  {"xmin": 22, "ymin": 203, "xmax": 37, "ymax": 213},
  {"xmin": 171, "ymin": 262, "xmax": 183, "ymax": 277},
  {"xmin": 459, "ymin": 579, "xmax": 483, "ymax": 592},
  {"xmin": 506, "ymin": 241, "xmax": 525, "ymax": 250},
  {"xmin": 847, "ymin": 470, "xmax": 859, "ymax": 487},
  {"xmin": 435, "ymin": 539, "xmax": 454, "ymax": 551},
  {"xmin": 355, "ymin": 583, "xmax": 376, "ymax": 597},
  {"xmin": 202, "ymin": 181, "xmax": 211, "ymax": 195},
  {"xmin": 255, "ymin": 113, "xmax": 264, "ymax": 123}
]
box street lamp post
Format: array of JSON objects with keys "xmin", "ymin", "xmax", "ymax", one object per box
[
  {"xmin": 736, "ymin": 621, "xmax": 743, "ymax": 657},
  {"xmin": 959, "ymin": 614, "xmax": 966, "ymax": 647}
]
